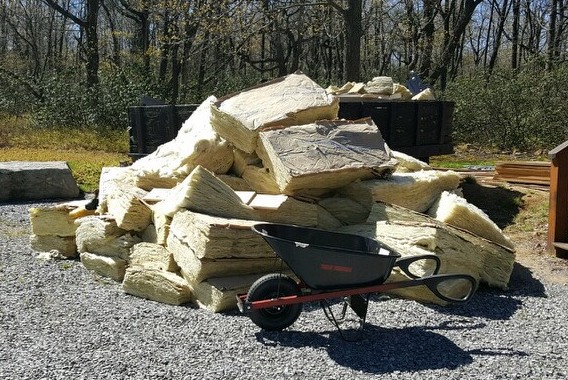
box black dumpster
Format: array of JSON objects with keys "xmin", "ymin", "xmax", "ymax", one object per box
[
  {"xmin": 337, "ymin": 96, "xmax": 454, "ymax": 161},
  {"xmin": 128, "ymin": 98, "xmax": 454, "ymax": 162},
  {"xmin": 128, "ymin": 104, "xmax": 199, "ymax": 160}
]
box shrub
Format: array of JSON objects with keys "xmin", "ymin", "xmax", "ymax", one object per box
[
  {"xmin": 444, "ymin": 62, "xmax": 568, "ymax": 152},
  {"xmin": 30, "ymin": 66, "xmax": 158, "ymax": 130}
]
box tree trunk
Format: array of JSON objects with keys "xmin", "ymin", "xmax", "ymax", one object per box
[
  {"xmin": 118, "ymin": 0, "xmax": 150, "ymax": 71},
  {"xmin": 342, "ymin": 0, "xmax": 362, "ymax": 82},
  {"xmin": 511, "ymin": 0, "xmax": 520, "ymax": 69},
  {"xmin": 418, "ymin": 0, "xmax": 436, "ymax": 78},
  {"xmin": 101, "ymin": 1, "xmax": 120, "ymax": 67},
  {"xmin": 429, "ymin": 0, "xmax": 483, "ymax": 88},
  {"xmin": 169, "ymin": 43, "xmax": 181, "ymax": 104},
  {"xmin": 196, "ymin": 31, "xmax": 209, "ymax": 100},
  {"xmin": 547, "ymin": 0, "xmax": 559, "ymax": 70},
  {"xmin": 488, "ymin": 0, "xmax": 510, "ymax": 73},
  {"xmin": 158, "ymin": 11, "xmax": 170, "ymax": 83},
  {"xmin": 85, "ymin": 0, "xmax": 99, "ymax": 86}
]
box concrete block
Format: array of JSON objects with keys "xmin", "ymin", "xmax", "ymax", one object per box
[{"xmin": 0, "ymin": 161, "xmax": 80, "ymax": 201}]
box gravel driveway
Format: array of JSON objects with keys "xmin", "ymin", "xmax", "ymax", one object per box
[{"xmin": 1, "ymin": 201, "xmax": 567, "ymax": 379}]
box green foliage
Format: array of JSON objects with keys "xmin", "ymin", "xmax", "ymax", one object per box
[
  {"xmin": 59, "ymin": 262, "xmax": 73, "ymax": 270},
  {"xmin": 444, "ymin": 62, "xmax": 568, "ymax": 152},
  {"xmin": 25, "ymin": 62, "xmax": 179, "ymax": 131},
  {"xmin": 67, "ymin": 159, "xmax": 118, "ymax": 193},
  {"xmin": 24, "ymin": 62, "xmax": 260, "ymax": 130},
  {"xmin": 0, "ymin": 70, "xmax": 37, "ymax": 116}
]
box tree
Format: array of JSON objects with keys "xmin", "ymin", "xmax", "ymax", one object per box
[
  {"xmin": 115, "ymin": 0, "xmax": 151, "ymax": 71},
  {"xmin": 548, "ymin": 0, "xmax": 567, "ymax": 69},
  {"xmin": 43, "ymin": 0, "xmax": 101, "ymax": 87},
  {"xmin": 487, "ymin": 0, "xmax": 511, "ymax": 73},
  {"xmin": 511, "ymin": 0, "xmax": 520, "ymax": 69},
  {"xmin": 429, "ymin": 0, "xmax": 484, "ymax": 89},
  {"xmin": 328, "ymin": 0, "xmax": 363, "ymax": 82}
]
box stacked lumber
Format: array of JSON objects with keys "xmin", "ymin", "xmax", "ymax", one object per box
[
  {"xmin": 28, "ymin": 71, "xmax": 517, "ymax": 313},
  {"xmin": 493, "ymin": 161, "xmax": 550, "ymax": 185}
]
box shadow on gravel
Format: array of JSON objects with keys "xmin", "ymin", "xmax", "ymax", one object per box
[
  {"xmin": 423, "ymin": 260, "xmax": 547, "ymax": 321},
  {"xmin": 507, "ymin": 262, "xmax": 547, "ymax": 297},
  {"xmin": 256, "ymin": 324, "xmax": 528, "ymax": 374}
]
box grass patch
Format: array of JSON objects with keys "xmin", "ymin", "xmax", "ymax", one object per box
[
  {"xmin": 429, "ymin": 157, "xmax": 497, "ymax": 169},
  {"xmin": 429, "ymin": 144, "xmax": 549, "ymax": 169},
  {"xmin": 0, "ymin": 115, "xmax": 130, "ymax": 192},
  {"xmin": 59, "ymin": 262, "xmax": 74, "ymax": 270},
  {"xmin": 507, "ymin": 190, "xmax": 550, "ymax": 234}
]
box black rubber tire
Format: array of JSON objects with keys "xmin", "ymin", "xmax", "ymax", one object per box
[{"xmin": 246, "ymin": 273, "xmax": 302, "ymax": 331}]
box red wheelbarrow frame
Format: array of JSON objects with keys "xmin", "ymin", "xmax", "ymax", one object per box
[{"xmin": 237, "ymin": 272, "xmax": 477, "ymax": 313}]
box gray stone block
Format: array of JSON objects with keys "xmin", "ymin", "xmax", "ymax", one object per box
[{"xmin": 0, "ymin": 161, "xmax": 80, "ymax": 201}]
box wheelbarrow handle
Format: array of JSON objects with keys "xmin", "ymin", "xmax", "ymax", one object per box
[
  {"xmin": 417, "ymin": 273, "xmax": 478, "ymax": 304},
  {"xmin": 394, "ymin": 254, "xmax": 441, "ymax": 279}
]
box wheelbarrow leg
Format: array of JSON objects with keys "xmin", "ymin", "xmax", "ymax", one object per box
[
  {"xmin": 320, "ymin": 293, "xmax": 371, "ymax": 341},
  {"xmin": 349, "ymin": 294, "xmax": 369, "ymax": 319}
]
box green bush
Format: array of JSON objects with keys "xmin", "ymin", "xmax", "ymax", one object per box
[
  {"xmin": 444, "ymin": 62, "xmax": 568, "ymax": 152},
  {"xmin": 27, "ymin": 64, "xmax": 260, "ymax": 130},
  {"xmin": 30, "ymin": 66, "xmax": 166, "ymax": 130},
  {"xmin": 0, "ymin": 72, "xmax": 37, "ymax": 116}
]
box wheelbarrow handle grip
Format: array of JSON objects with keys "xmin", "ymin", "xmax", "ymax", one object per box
[
  {"xmin": 394, "ymin": 254, "xmax": 441, "ymax": 279},
  {"xmin": 418, "ymin": 273, "xmax": 478, "ymax": 304}
]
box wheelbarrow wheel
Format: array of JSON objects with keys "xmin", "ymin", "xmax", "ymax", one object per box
[{"xmin": 246, "ymin": 273, "xmax": 302, "ymax": 331}]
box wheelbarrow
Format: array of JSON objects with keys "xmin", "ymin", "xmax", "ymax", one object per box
[{"xmin": 237, "ymin": 223, "xmax": 477, "ymax": 339}]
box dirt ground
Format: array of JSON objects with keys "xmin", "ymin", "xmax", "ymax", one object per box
[{"xmin": 460, "ymin": 178, "xmax": 568, "ymax": 285}]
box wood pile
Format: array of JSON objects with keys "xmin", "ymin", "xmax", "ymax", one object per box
[
  {"xmin": 493, "ymin": 161, "xmax": 550, "ymax": 186},
  {"xmin": 28, "ymin": 71, "xmax": 516, "ymax": 312}
]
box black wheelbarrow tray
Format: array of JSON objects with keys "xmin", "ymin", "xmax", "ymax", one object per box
[{"xmin": 237, "ymin": 223, "xmax": 478, "ymax": 337}]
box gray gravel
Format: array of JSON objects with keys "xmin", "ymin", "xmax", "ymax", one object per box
[{"xmin": 1, "ymin": 200, "xmax": 567, "ymax": 380}]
